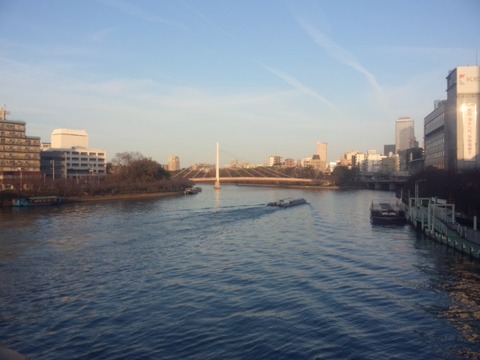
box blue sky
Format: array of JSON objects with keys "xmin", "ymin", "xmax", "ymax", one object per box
[{"xmin": 1, "ymin": 0, "xmax": 479, "ymax": 166}]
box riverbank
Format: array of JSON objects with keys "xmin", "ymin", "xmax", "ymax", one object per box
[
  {"xmin": 0, "ymin": 191, "xmax": 184, "ymax": 207},
  {"xmin": 64, "ymin": 191, "xmax": 184, "ymax": 203},
  {"xmin": 232, "ymin": 183, "xmax": 341, "ymax": 190}
]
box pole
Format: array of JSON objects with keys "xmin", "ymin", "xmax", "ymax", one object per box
[{"xmin": 214, "ymin": 142, "xmax": 221, "ymax": 190}]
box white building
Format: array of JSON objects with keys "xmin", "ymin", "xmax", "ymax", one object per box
[
  {"xmin": 52, "ymin": 129, "xmax": 89, "ymax": 149},
  {"xmin": 40, "ymin": 129, "xmax": 106, "ymax": 178},
  {"xmin": 268, "ymin": 155, "xmax": 282, "ymax": 167},
  {"xmin": 353, "ymin": 150, "xmax": 385, "ymax": 173},
  {"xmin": 445, "ymin": 66, "xmax": 480, "ymax": 172}
]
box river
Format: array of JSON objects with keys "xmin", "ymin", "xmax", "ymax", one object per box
[{"xmin": 1, "ymin": 186, "xmax": 479, "ymax": 359}]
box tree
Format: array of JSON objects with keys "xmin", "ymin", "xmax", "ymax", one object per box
[
  {"xmin": 330, "ymin": 166, "xmax": 353, "ymax": 186},
  {"xmin": 111, "ymin": 152, "xmax": 170, "ymax": 182}
]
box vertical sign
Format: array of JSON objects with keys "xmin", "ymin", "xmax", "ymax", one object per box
[{"xmin": 462, "ymin": 103, "xmax": 477, "ymax": 161}]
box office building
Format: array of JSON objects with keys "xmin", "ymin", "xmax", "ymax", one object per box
[
  {"xmin": 168, "ymin": 155, "xmax": 180, "ymax": 171},
  {"xmin": 445, "ymin": 66, "xmax": 480, "ymax": 171},
  {"xmin": 316, "ymin": 142, "xmax": 328, "ymax": 172},
  {"xmin": 424, "ymin": 66, "xmax": 480, "ymax": 172},
  {"xmin": 424, "ymin": 100, "xmax": 447, "ymax": 169},
  {"xmin": 395, "ymin": 117, "xmax": 416, "ymax": 153},
  {"xmin": 41, "ymin": 128, "xmax": 106, "ymax": 178},
  {"xmin": 0, "ymin": 108, "xmax": 41, "ymax": 189}
]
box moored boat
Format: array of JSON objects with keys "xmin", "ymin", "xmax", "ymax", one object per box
[
  {"xmin": 370, "ymin": 201, "xmax": 406, "ymax": 225},
  {"xmin": 184, "ymin": 186, "xmax": 202, "ymax": 195},
  {"xmin": 12, "ymin": 196, "xmax": 62, "ymax": 207},
  {"xmin": 267, "ymin": 198, "xmax": 307, "ymax": 208}
]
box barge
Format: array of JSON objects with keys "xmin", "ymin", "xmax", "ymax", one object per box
[
  {"xmin": 12, "ymin": 196, "xmax": 62, "ymax": 207},
  {"xmin": 370, "ymin": 201, "xmax": 406, "ymax": 225},
  {"xmin": 267, "ymin": 198, "xmax": 307, "ymax": 208}
]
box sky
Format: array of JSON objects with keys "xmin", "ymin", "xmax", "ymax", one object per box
[{"xmin": 1, "ymin": 0, "xmax": 479, "ymax": 167}]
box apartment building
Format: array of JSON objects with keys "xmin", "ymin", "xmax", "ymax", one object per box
[{"xmin": 0, "ymin": 108, "xmax": 41, "ymax": 189}]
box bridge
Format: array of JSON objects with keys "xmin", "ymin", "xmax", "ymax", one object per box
[
  {"xmin": 171, "ymin": 165, "xmax": 319, "ymax": 185},
  {"xmin": 170, "ymin": 144, "xmax": 408, "ymax": 189}
]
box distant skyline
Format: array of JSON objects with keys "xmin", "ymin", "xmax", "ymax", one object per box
[{"xmin": 1, "ymin": 0, "xmax": 479, "ymax": 166}]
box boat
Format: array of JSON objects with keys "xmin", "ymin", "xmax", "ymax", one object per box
[
  {"xmin": 12, "ymin": 196, "xmax": 62, "ymax": 207},
  {"xmin": 370, "ymin": 201, "xmax": 406, "ymax": 225},
  {"xmin": 267, "ymin": 198, "xmax": 307, "ymax": 208},
  {"xmin": 184, "ymin": 186, "xmax": 202, "ymax": 195}
]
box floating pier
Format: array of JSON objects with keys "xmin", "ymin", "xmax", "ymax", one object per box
[{"xmin": 408, "ymin": 196, "xmax": 480, "ymax": 259}]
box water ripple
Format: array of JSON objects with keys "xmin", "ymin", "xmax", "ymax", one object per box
[{"xmin": 1, "ymin": 188, "xmax": 479, "ymax": 359}]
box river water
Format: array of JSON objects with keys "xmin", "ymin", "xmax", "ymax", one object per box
[{"xmin": 1, "ymin": 186, "xmax": 479, "ymax": 359}]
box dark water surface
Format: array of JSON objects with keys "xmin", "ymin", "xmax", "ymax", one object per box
[{"xmin": 1, "ymin": 186, "xmax": 480, "ymax": 359}]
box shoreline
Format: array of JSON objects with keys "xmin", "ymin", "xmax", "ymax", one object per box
[{"xmin": 64, "ymin": 191, "xmax": 184, "ymax": 203}]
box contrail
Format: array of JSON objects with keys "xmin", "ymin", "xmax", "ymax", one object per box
[
  {"xmin": 99, "ymin": 0, "xmax": 188, "ymax": 31},
  {"xmin": 261, "ymin": 63, "xmax": 341, "ymax": 113},
  {"xmin": 180, "ymin": 2, "xmax": 340, "ymax": 114},
  {"xmin": 298, "ymin": 18, "xmax": 385, "ymax": 100}
]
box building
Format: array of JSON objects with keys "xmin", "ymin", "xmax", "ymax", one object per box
[
  {"xmin": 384, "ymin": 144, "xmax": 396, "ymax": 157},
  {"xmin": 41, "ymin": 129, "xmax": 106, "ymax": 178},
  {"xmin": 395, "ymin": 117, "xmax": 417, "ymax": 153},
  {"xmin": 52, "ymin": 129, "xmax": 88, "ymax": 148},
  {"xmin": 352, "ymin": 150, "xmax": 385, "ymax": 173},
  {"xmin": 405, "ymin": 147, "xmax": 424, "ymax": 175},
  {"xmin": 381, "ymin": 155, "xmax": 399, "ymax": 175},
  {"xmin": 168, "ymin": 155, "xmax": 180, "ymax": 171},
  {"xmin": 316, "ymin": 142, "xmax": 328, "ymax": 172},
  {"xmin": 445, "ymin": 66, "xmax": 480, "ymax": 172},
  {"xmin": 424, "ymin": 66, "xmax": 480, "ymax": 173},
  {"xmin": 424, "ymin": 100, "xmax": 447, "ymax": 169},
  {"xmin": 284, "ymin": 158, "xmax": 296, "ymax": 168},
  {"xmin": 0, "ymin": 108, "xmax": 41, "ymax": 189},
  {"xmin": 268, "ymin": 155, "xmax": 282, "ymax": 167},
  {"xmin": 339, "ymin": 151, "xmax": 359, "ymax": 168}
]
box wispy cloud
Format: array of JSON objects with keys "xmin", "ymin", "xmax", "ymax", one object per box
[
  {"xmin": 98, "ymin": 0, "xmax": 188, "ymax": 31},
  {"xmin": 297, "ymin": 18, "xmax": 386, "ymax": 104},
  {"xmin": 260, "ymin": 63, "xmax": 341, "ymax": 114}
]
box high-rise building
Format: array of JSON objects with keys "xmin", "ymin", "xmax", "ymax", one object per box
[
  {"xmin": 0, "ymin": 108, "xmax": 41, "ymax": 189},
  {"xmin": 168, "ymin": 155, "xmax": 180, "ymax": 171},
  {"xmin": 316, "ymin": 142, "xmax": 327, "ymax": 172},
  {"xmin": 395, "ymin": 117, "xmax": 416, "ymax": 153},
  {"xmin": 445, "ymin": 66, "xmax": 480, "ymax": 172},
  {"xmin": 424, "ymin": 66, "xmax": 480, "ymax": 172}
]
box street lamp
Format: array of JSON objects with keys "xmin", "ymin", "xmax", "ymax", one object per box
[{"xmin": 17, "ymin": 167, "xmax": 22, "ymax": 191}]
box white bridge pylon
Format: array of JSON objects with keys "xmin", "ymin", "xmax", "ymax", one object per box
[{"xmin": 213, "ymin": 142, "xmax": 221, "ymax": 190}]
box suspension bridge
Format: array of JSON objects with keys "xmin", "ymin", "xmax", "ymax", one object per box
[
  {"xmin": 171, "ymin": 164, "xmax": 317, "ymax": 185},
  {"xmin": 171, "ymin": 143, "xmax": 318, "ymax": 186}
]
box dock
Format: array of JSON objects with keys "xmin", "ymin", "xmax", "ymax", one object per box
[{"xmin": 408, "ymin": 196, "xmax": 480, "ymax": 259}]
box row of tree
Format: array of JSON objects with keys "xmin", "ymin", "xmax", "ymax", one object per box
[
  {"xmin": 1, "ymin": 152, "xmax": 192, "ymax": 201},
  {"xmin": 404, "ymin": 167, "xmax": 480, "ymax": 218}
]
